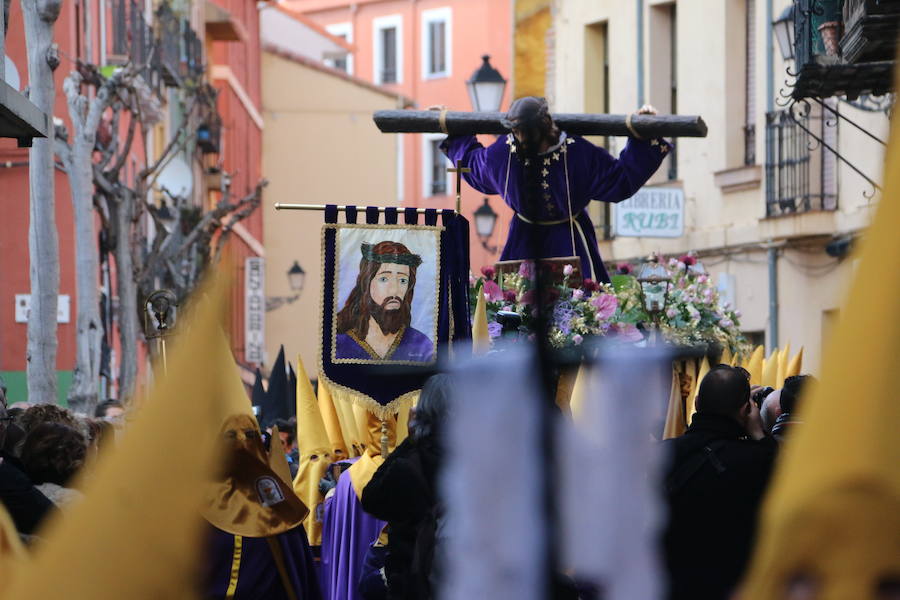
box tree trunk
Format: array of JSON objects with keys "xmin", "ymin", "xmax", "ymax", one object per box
[
  {"xmin": 112, "ymin": 196, "xmax": 140, "ymax": 399},
  {"xmin": 64, "ymin": 73, "xmax": 106, "ymax": 413},
  {"xmin": 22, "ymin": 0, "xmax": 62, "ymax": 404}
]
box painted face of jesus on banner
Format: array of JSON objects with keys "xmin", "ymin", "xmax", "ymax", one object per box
[{"xmin": 333, "ymin": 229, "xmax": 438, "ymax": 364}]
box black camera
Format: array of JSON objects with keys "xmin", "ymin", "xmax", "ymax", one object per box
[{"xmin": 752, "ymin": 386, "xmax": 775, "ymax": 408}]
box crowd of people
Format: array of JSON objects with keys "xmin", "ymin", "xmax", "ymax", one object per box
[{"xmin": 0, "ymin": 362, "xmax": 813, "ymax": 600}]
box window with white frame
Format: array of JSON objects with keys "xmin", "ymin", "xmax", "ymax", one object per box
[
  {"xmin": 325, "ymin": 22, "xmax": 353, "ymax": 75},
  {"xmin": 373, "ymin": 15, "xmax": 403, "ymax": 85},
  {"xmin": 421, "ymin": 8, "xmax": 451, "ymax": 79},
  {"xmin": 422, "ymin": 134, "xmax": 451, "ymax": 197}
]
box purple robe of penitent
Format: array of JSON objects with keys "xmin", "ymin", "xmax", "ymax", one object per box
[
  {"xmin": 320, "ymin": 470, "xmax": 387, "ymax": 600},
  {"xmin": 204, "ymin": 524, "xmax": 322, "ymax": 600},
  {"xmin": 442, "ymin": 132, "xmax": 671, "ymax": 282},
  {"xmin": 336, "ymin": 326, "xmax": 434, "ymax": 362}
]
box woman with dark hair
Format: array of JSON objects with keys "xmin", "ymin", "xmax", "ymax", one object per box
[
  {"xmin": 360, "ymin": 374, "xmax": 453, "ymax": 600},
  {"xmin": 21, "ymin": 423, "xmax": 87, "ymax": 508}
]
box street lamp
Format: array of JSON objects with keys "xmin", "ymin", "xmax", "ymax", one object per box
[
  {"xmin": 287, "ymin": 260, "xmax": 306, "ymax": 293},
  {"xmin": 636, "ymin": 255, "xmax": 672, "ymax": 345},
  {"xmin": 473, "ymin": 197, "xmax": 499, "ymax": 253},
  {"xmin": 773, "ymin": 4, "xmax": 795, "ymax": 61},
  {"xmin": 266, "ymin": 261, "xmax": 306, "ymax": 312},
  {"xmin": 466, "ymin": 55, "xmax": 507, "ymax": 112}
]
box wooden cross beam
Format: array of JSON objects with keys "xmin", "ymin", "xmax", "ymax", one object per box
[
  {"xmin": 447, "ymin": 160, "xmax": 471, "ymax": 213},
  {"xmin": 373, "ymin": 110, "xmax": 708, "ymax": 138}
]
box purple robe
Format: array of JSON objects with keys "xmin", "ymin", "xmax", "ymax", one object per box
[
  {"xmin": 443, "ymin": 132, "xmax": 671, "ymax": 282},
  {"xmin": 335, "ymin": 326, "xmax": 434, "ymax": 362},
  {"xmin": 204, "ymin": 524, "xmax": 322, "ymax": 600},
  {"xmin": 320, "ymin": 471, "xmax": 387, "ymax": 600}
]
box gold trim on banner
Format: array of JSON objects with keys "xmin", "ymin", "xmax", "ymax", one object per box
[
  {"xmin": 225, "ymin": 535, "xmax": 243, "ymax": 599},
  {"xmin": 318, "ymin": 221, "xmax": 440, "ymax": 419}
]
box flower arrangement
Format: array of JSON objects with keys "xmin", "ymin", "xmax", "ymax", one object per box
[{"xmin": 471, "ymin": 255, "xmax": 748, "ymax": 355}]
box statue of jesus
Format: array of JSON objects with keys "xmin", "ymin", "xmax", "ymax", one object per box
[
  {"xmin": 335, "ymin": 241, "xmax": 434, "ymax": 362},
  {"xmin": 442, "ymin": 96, "xmax": 672, "ymax": 282}
]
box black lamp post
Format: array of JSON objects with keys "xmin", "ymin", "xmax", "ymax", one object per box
[
  {"xmin": 773, "ymin": 4, "xmax": 796, "ymax": 61},
  {"xmin": 473, "ymin": 197, "xmax": 499, "ymax": 253},
  {"xmin": 287, "ymin": 260, "xmax": 306, "ymax": 293},
  {"xmin": 466, "ymin": 55, "xmax": 507, "ymax": 112},
  {"xmin": 266, "ymin": 261, "xmax": 306, "ymax": 312}
]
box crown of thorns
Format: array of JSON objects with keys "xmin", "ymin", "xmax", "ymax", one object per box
[{"xmin": 361, "ymin": 243, "xmax": 423, "ymax": 268}]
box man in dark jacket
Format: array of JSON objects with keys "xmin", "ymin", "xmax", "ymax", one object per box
[
  {"xmin": 661, "ymin": 364, "xmax": 778, "ymax": 600},
  {"xmin": 361, "ymin": 375, "xmax": 450, "ymax": 600}
]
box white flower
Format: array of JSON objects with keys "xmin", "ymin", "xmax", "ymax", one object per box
[{"xmin": 563, "ymin": 264, "xmax": 574, "ymax": 276}]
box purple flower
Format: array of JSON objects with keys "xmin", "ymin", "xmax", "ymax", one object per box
[
  {"xmin": 591, "ymin": 293, "xmax": 618, "ymax": 320},
  {"xmin": 612, "ymin": 323, "xmax": 644, "ymax": 343},
  {"xmin": 518, "ymin": 261, "xmax": 536, "ymax": 279},
  {"xmin": 483, "ymin": 280, "xmax": 503, "ymax": 302},
  {"xmin": 718, "ymin": 318, "xmax": 734, "ymax": 328},
  {"xmin": 563, "ymin": 264, "xmax": 574, "ymax": 276},
  {"xmin": 553, "ymin": 302, "xmax": 576, "ymax": 334},
  {"xmin": 666, "ymin": 308, "xmax": 678, "ymax": 319},
  {"xmin": 481, "ymin": 265, "xmax": 496, "ymax": 279},
  {"xmin": 572, "ymin": 288, "xmax": 585, "ymax": 301},
  {"xmin": 572, "ymin": 334, "xmax": 584, "ymax": 345},
  {"xmin": 487, "ymin": 322, "xmax": 503, "ymax": 339},
  {"xmin": 503, "ymin": 289, "xmax": 517, "ymax": 303},
  {"xmin": 734, "ymin": 309, "xmax": 742, "ymax": 318}
]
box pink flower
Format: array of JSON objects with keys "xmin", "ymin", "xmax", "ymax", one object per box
[
  {"xmin": 503, "ymin": 289, "xmax": 517, "ymax": 303},
  {"xmin": 572, "ymin": 289, "xmax": 585, "ymax": 301},
  {"xmin": 582, "ymin": 279, "xmax": 599, "ymax": 292},
  {"xmin": 680, "ymin": 254, "xmax": 697, "ymax": 266},
  {"xmin": 616, "ymin": 262, "xmax": 633, "ymax": 275},
  {"xmin": 572, "ymin": 334, "xmax": 584, "ymax": 345},
  {"xmin": 666, "ymin": 308, "xmax": 678, "ymax": 319},
  {"xmin": 590, "ymin": 293, "xmax": 618, "ymax": 320},
  {"xmin": 697, "ymin": 275, "xmax": 709, "ymax": 284},
  {"xmin": 612, "ymin": 323, "xmax": 644, "ymax": 343},
  {"xmin": 481, "ymin": 265, "xmax": 496, "ymax": 280},
  {"xmin": 563, "ymin": 264, "xmax": 574, "ymax": 277},
  {"xmin": 518, "ymin": 261, "xmax": 536, "ymax": 279},
  {"xmin": 483, "ymin": 279, "xmax": 503, "ymax": 302}
]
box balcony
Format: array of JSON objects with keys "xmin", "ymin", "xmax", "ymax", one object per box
[
  {"xmin": 0, "ymin": 0, "xmax": 49, "ymax": 145},
  {"xmin": 108, "ymin": 0, "xmax": 203, "ymax": 89},
  {"xmin": 764, "ymin": 109, "xmax": 837, "ymax": 217},
  {"xmin": 787, "ymin": 0, "xmax": 899, "ymax": 101},
  {"xmin": 196, "ymin": 84, "xmax": 222, "ymax": 155}
]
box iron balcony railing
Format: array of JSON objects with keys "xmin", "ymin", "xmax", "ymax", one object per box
[
  {"xmin": 109, "ymin": 0, "xmax": 203, "ymax": 88},
  {"xmin": 764, "ymin": 109, "xmax": 837, "ymax": 217}
]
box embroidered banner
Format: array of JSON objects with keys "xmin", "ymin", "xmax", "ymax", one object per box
[{"xmin": 319, "ymin": 206, "xmax": 471, "ymax": 416}]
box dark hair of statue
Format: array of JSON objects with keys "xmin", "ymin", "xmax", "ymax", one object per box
[{"xmin": 336, "ymin": 241, "xmax": 418, "ymax": 340}]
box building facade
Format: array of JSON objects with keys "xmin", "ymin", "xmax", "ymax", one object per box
[
  {"xmin": 285, "ymin": 0, "xmax": 514, "ymax": 271},
  {"xmin": 0, "ymin": 0, "xmax": 264, "ymax": 402},
  {"xmin": 549, "ymin": 0, "xmax": 889, "ymax": 373},
  {"xmin": 260, "ymin": 2, "xmax": 407, "ymax": 375}
]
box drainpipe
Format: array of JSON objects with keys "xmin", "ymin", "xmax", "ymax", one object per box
[
  {"xmin": 767, "ymin": 243, "xmax": 779, "ymax": 351},
  {"xmin": 637, "ymin": 0, "xmax": 645, "ymax": 106},
  {"xmin": 766, "ymin": 0, "xmax": 774, "ymax": 113}
]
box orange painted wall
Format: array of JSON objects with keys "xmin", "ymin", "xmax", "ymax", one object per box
[{"xmin": 285, "ymin": 0, "xmax": 513, "ymax": 272}]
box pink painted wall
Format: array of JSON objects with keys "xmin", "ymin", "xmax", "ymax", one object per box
[{"xmin": 285, "ymin": 0, "xmax": 513, "ymax": 271}]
